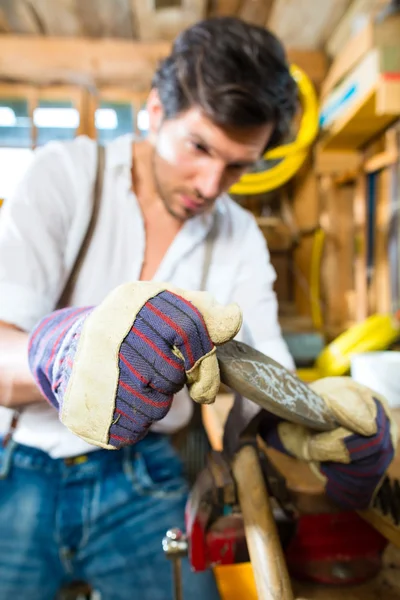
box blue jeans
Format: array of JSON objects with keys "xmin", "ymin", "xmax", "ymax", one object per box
[{"xmin": 0, "ymin": 433, "xmax": 220, "ymax": 600}]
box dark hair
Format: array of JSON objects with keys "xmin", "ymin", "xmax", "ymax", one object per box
[{"xmin": 152, "ymin": 17, "xmax": 298, "ymax": 150}]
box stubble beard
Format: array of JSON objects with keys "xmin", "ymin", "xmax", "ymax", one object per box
[{"xmin": 151, "ymin": 151, "xmax": 194, "ymax": 222}]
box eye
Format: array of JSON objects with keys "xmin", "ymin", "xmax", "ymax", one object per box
[
  {"xmin": 191, "ymin": 141, "xmax": 209, "ymax": 154},
  {"xmin": 227, "ymin": 163, "xmax": 247, "ymax": 172}
]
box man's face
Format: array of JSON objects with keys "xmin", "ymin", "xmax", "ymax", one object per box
[{"xmin": 146, "ymin": 91, "xmax": 274, "ymax": 221}]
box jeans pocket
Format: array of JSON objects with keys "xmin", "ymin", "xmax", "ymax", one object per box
[{"xmin": 122, "ymin": 443, "xmax": 189, "ymax": 500}]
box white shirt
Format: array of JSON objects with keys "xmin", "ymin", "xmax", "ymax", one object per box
[{"xmin": 0, "ymin": 134, "xmax": 294, "ymax": 458}]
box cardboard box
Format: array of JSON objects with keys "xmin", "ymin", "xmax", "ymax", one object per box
[
  {"xmin": 319, "ymin": 47, "xmax": 400, "ymax": 149},
  {"xmin": 322, "ymin": 13, "xmax": 400, "ymax": 100}
]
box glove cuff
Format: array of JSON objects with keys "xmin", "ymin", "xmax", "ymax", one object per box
[{"xmin": 61, "ymin": 282, "xmax": 174, "ymax": 449}]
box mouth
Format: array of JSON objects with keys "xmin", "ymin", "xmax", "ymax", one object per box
[{"xmin": 180, "ymin": 195, "xmax": 205, "ymax": 212}]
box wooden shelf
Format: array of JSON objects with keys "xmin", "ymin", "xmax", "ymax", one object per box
[
  {"xmin": 319, "ymin": 48, "xmax": 400, "ymax": 151},
  {"xmin": 320, "ymin": 85, "xmax": 399, "ymax": 150}
]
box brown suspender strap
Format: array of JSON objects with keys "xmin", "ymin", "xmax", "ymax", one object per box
[
  {"xmin": 2, "ymin": 144, "xmax": 105, "ymax": 447},
  {"xmin": 57, "ymin": 144, "xmax": 105, "ymax": 308},
  {"xmin": 200, "ymin": 211, "xmax": 219, "ymax": 292}
]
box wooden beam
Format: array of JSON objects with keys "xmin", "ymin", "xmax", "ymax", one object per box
[
  {"xmin": 0, "ymin": 35, "xmax": 170, "ymax": 90},
  {"xmin": 267, "ymin": 0, "xmax": 352, "ymax": 49},
  {"xmin": 319, "ymin": 176, "xmax": 355, "ymax": 333},
  {"xmin": 0, "ymin": 0, "xmax": 82, "ymax": 36},
  {"xmin": 131, "ymin": 0, "xmax": 207, "ymax": 41},
  {"xmin": 0, "ymin": 35, "xmax": 327, "ymax": 89},
  {"xmin": 292, "ymin": 160, "xmax": 320, "ymax": 319},
  {"xmin": 353, "ymin": 174, "xmax": 368, "ymax": 322},
  {"xmin": 371, "ymin": 167, "xmax": 392, "ymax": 314},
  {"xmin": 325, "ymin": 0, "xmax": 389, "ymax": 58},
  {"xmin": 209, "ymin": 1, "xmax": 242, "ymax": 17},
  {"xmin": 0, "ymin": 0, "xmax": 136, "ymax": 38},
  {"xmin": 238, "ymin": 0, "xmax": 275, "ymax": 25},
  {"xmin": 77, "ymin": 0, "xmax": 135, "ymax": 39}
]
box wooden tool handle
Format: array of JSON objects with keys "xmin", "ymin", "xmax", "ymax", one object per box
[{"xmin": 232, "ymin": 445, "xmax": 294, "ymax": 600}]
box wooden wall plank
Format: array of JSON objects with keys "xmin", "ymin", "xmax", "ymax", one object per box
[
  {"xmin": 353, "ymin": 174, "xmax": 368, "ymax": 321},
  {"xmin": 0, "ymin": 35, "xmax": 327, "ymax": 89},
  {"xmin": 239, "ymin": 0, "xmax": 275, "ymax": 26},
  {"xmin": 371, "ymin": 167, "xmax": 392, "ymax": 314},
  {"xmin": 267, "ymin": 0, "xmax": 352, "ymax": 49},
  {"xmin": 319, "ymin": 177, "xmax": 355, "ymax": 335},
  {"xmin": 292, "ymin": 160, "xmax": 320, "ymax": 319}
]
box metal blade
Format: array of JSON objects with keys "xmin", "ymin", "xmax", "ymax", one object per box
[{"xmin": 216, "ymin": 340, "xmax": 337, "ymax": 432}]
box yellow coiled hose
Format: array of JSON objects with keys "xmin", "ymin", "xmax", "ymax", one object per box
[{"xmin": 230, "ymin": 64, "xmax": 319, "ymax": 195}]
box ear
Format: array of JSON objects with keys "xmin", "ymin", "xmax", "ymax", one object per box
[{"xmin": 146, "ymin": 88, "xmax": 164, "ymax": 135}]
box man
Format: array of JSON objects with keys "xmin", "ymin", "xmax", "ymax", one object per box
[{"xmin": 0, "ymin": 16, "xmax": 396, "ymax": 600}]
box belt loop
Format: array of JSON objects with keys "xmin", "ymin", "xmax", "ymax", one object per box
[{"xmin": 0, "ymin": 438, "xmax": 18, "ymax": 479}]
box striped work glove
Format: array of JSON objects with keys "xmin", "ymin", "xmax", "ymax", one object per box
[
  {"xmin": 28, "ymin": 282, "xmax": 242, "ymax": 449},
  {"xmin": 262, "ymin": 377, "xmax": 398, "ymax": 510}
]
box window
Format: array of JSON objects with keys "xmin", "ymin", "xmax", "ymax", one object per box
[
  {"xmin": 35, "ymin": 100, "xmax": 80, "ymax": 146},
  {"xmin": 137, "ymin": 107, "xmax": 149, "ymax": 138},
  {"xmin": 0, "ymin": 98, "xmax": 31, "ymax": 148},
  {"xmin": 95, "ymin": 101, "xmax": 134, "ymax": 145}
]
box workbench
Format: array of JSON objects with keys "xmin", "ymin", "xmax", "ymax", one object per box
[{"xmin": 202, "ymin": 395, "xmax": 400, "ymax": 600}]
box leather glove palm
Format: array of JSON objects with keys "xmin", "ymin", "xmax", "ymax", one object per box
[
  {"xmin": 28, "ymin": 282, "xmax": 242, "ymax": 449},
  {"xmin": 263, "ymin": 377, "xmax": 398, "ymax": 510}
]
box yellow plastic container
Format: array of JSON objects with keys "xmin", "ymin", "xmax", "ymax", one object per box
[
  {"xmin": 214, "ymin": 563, "xmax": 257, "ymax": 600},
  {"xmin": 316, "ymin": 313, "xmax": 400, "ymax": 377}
]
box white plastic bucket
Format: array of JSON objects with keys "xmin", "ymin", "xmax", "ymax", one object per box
[{"xmin": 351, "ymin": 352, "xmax": 400, "ymax": 408}]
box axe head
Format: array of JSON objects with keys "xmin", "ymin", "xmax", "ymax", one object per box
[{"xmin": 216, "ymin": 340, "xmax": 337, "ymax": 432}]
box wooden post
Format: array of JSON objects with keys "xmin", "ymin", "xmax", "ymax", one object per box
[
  {"xmin": 353, "ymin": 174, "xmax": 369, "ymax": 321},
  {"xmin": 372, "ymin": 167, "xmax": 392, "ymax": 314},
  {"xmin": 319, "ymin": 175, "xmax": 355, "ymax": 337},
  {"xmin": 232, "ymin": 445, "xmax": 294, "ymax": 600}
]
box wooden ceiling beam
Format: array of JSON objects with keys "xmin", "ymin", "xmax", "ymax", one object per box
[
  {"xmin": 0, "ymin": 35, "xmax": 327, "ymax": 90},
  {"xmin": 0, "ymin": 0, "xmax": 136, "ymax": 38},
  {"xmin": 0, "ymin": 35, "xmax": 170, "ymax": 90},
  {"xmin": 268, "ymin": 0, "xmax": 352, "ymax": 49},
  {"xmin": 209, "ymin": 1, "xmax": 242, "ymax": 17},
  {"xmin": 131, "ymin": 0, "xmax": 207, "ymax": 41}
]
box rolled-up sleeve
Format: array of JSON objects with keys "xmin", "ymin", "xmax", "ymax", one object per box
[{"xmin": 0, "ymin": 142, "xmax": 79, "ymax": 331}]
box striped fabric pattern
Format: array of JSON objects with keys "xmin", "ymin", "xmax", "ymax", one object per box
[
  {"xmin": 264, "ymin": 398, "xmax": 394, "ymax": 510},
  {"xmin": 28, "ymin": 306, "xmax": 92, "ymax": 411},
  {"xmin": 28, "ymin": 291, "xmax": 214, "ymax": 449},
  {"xmin": 109, "ymin": 291, "xmax": 213, "ymax": 446},
  {"xmin": 321, "ymin": 399, "xmax": 394, "ymax": 509}
]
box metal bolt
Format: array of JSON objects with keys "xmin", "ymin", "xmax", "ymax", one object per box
[
  {"xmin": 162, "ymin": 528, "xmax": 188, "ymax": 558},
  {"xmin": 162, "ymin": 528, "xmax": 188, "ymax": 600}
]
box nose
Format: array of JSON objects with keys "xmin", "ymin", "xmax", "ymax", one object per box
[{"xmin": 195, "ymin": 164, "xmax": 225, "ymax": 201}]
